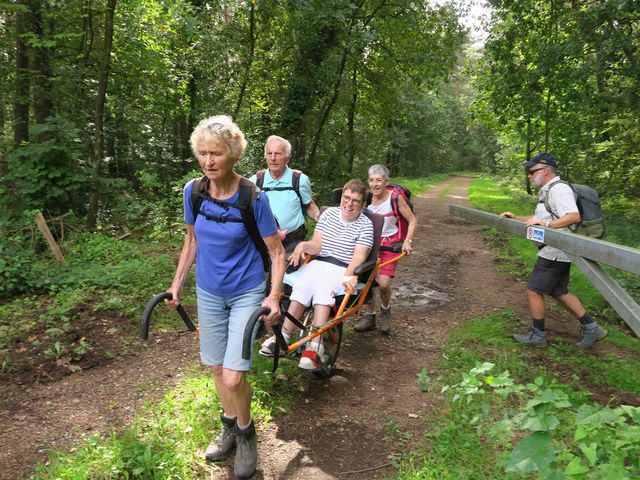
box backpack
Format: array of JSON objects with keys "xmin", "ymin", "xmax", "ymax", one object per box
[
  {"xmin": 366, "ymin": 184, "xmax": 414, "ymax": 241},
  {"xmin": 190, "ymin": 176, "xmax": 271, "ymax": 273},
  {"xmin": 389, "ymin": 184, "xmax": 414, "ymax": 241},
  {"xmin": 255, "ymin": 169, "xmax": 308, "ymax": 214},
  {"xmin": 542, "ymin": 180, "xmax": 605, "ymax": 238}
]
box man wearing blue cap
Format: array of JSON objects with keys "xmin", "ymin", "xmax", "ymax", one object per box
[{"xmin": 499, "ymin": 152, "xmax": 607, "ymax": 348}]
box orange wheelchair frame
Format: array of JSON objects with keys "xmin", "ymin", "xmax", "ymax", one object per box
[{"xmin": 240, "ymin": 247, "xmax": 406, "ymax": 376}]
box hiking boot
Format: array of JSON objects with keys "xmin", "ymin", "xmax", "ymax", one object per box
[
  {"xmin": 380, "ymin": 307, "xmax": 391, "ymax": 334},
  {"xmin": 234, "ymin": 419, "xmax": 257, "ymax": 478},
  {"xmin": 354, "ymin": 313, "xmax": 376, "ymax": 332},
  {"xmin": 299, "ymin": 342, "xmax": 325, "ymax": 370},
  {"xmin": 576, "ymin": 323, "xmax": 608, "ymax": 348},
  {"xmin": 205, "ymin": 415, "xmax": 236, "ymax": 462},
  {"xmin": 513, "ymin": 327, "xmax": 548, "ymax": 347}
]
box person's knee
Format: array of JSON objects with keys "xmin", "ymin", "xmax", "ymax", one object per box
[
  {"xmin": 222, "ymin": 369, "xmax": 246, "ymax": 391},
  {"xmin": 527, "ymin": 288, "xmax": 542, "ymax": 299},
  {"xmin": 210, "ymin": 364, "xmax": 224, "ymax": 377}
]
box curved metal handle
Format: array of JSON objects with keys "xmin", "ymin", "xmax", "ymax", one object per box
[
  {"xmin": 241, "ymin": 307, "xmax": 271, "ymax": 360},
  {"xmin": 140, "ymin": 292, "xmax": 196, "ymax": 340}
]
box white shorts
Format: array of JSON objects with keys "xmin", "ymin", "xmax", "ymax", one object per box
[{"xmin": 289, "ymin": 260, "xmax": 346, "ymax": 307}]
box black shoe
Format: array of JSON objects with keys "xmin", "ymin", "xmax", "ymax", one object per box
[
  {"xmin": 205, "ymin": 415, "xmax": 236, "ymax": 462},
  {"xmin": 235, "ymin": 419, "xmax": 257, "ymax": 478}
]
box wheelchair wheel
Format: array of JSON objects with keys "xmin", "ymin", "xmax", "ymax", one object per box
[{"xmin": 314, "ymin": 322, "xmax": 343, "ymax": 378}]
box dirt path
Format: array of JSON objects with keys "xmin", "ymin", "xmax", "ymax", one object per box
[{"xmin": 1, "ymin": 175, "xmax": 530, "ymax": 479}]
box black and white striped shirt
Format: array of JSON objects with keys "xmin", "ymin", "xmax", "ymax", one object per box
[{"xmin": 316, "ymin": 207, "xmax": 374, "ymax": 265}]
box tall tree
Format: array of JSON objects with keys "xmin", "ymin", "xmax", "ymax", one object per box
[{"xmin": 87, "ymin": 0, "xmax": 117, "ymax": 228}]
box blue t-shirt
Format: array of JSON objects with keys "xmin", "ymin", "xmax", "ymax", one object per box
[
  {"xmin": 249, "ymin": 167, "xmax": 312, "ymax": 232},
  {"xmin": 184, "ymin": 179, "xmax": 277, "ymax": 297}
]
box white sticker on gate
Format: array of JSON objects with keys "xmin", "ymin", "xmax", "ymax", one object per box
[{"xmin": 527, "ymin": 226, "xmax": 545, "ymax": 243}]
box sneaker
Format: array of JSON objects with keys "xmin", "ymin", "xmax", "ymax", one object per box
[
  {"xmin": 354, "ymin": 313, "xmax": 376, "ymax": 332},
  {"xmin": 259, "ymin": 335, "xmax": 277, "ymax": 356},
  {"xmin": 205, "ymin": 415, "xmax": 236, "ymax": 462},
  {"xmin": 299, "ymin": 342, "xmax": 324, "ymax": 370},
  {"xmin": 513, "ymin": 327, "xmax": 548, "ymax": 347},
  {"xmin": 576, "ymin": 323, "xmax": 608, "ymax": 348},
  {"xmin": 380, "ymin": 307, "xmax": 391, "ymax": 334},
  {"xmin": 234, "ymin": 419, "xmax": 257, "ymax": 478}
]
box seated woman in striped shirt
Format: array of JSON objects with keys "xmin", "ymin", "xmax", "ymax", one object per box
[{"xmin": 260, "ymin": 179, "xmax": 374, "ymax": 370}]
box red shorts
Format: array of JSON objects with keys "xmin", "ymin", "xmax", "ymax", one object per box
[{"xmin": 378, "ymin": 236, "xmax": 402, "ymax": 278}]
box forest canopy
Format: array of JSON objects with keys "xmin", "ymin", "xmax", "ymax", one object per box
[{"xmin": 0, "ymin": 0, "xmax": 638, "ymax": 240}]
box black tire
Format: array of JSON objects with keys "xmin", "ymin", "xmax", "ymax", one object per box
[{"xmin": 314, "ymin": 322, "xmax": 343, "ymax": 378}]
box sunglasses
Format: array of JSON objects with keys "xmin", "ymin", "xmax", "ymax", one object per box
[{"xmin": 527, "ymin": 166, "xmax": 547, "ymax": 176}]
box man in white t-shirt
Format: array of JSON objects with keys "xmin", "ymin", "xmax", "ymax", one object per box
[
  {"xmin": 500, "ymin": 152, "xmax": 607, "ymax": 348},
  {"xmin": 260, "ymin": 179, "xmax": 374, "ymax": 369}
]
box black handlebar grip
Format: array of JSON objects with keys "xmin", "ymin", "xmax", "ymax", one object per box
[
  {"xmin": 140, "ymin": 292, "xmax": 196, "ymax": 340},
  {"xmin": 241, "ymin": 307, "xmax": 271, "ymax": 360}
]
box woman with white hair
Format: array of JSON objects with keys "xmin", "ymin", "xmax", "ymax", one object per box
[
  {"xmin": 165, "ymin": 115, "xmax": 285, "ymax": 478},
  {"xmin": 354, "ymin": 164, "xmax": 417, "ymax": 334}
]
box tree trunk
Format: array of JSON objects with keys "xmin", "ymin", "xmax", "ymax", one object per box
[
  {"xmin": 87, "ymin": 0, "xmax": 117, "ymax": 229},
  {"xmin": 28, "ymin": 0, "xmax": 54, "ymax": 138},
  {"xmin": 14, "ymin": 0, "xmax": 30, "ymax": 149},
  {"xmin": 346, "ymin": 64, "xmax": 357, "ymax": 174},
  {"xmin": 543, "ymin": 88, "xmax": 551, "ymax": 151},
  {"xmin": 232, "ymin": 1, "xmax": 256, "ymax": 120}
]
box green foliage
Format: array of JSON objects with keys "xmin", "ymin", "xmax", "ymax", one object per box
[
  {"xmin": 3, "ymin": 117, "xmax": 86, "ymax": 217},
  {"xmin": 442, "ymin": 363, "xmax": 640, "ymax": 479},
  {"xmin": 30, "ymin": 353, "xmax": 302, "ymax": 478},
  {"xmin": 474, "ymin": 0, "xmax": 640, "ymax": 199},
  {"xmin": 399, "ymin": 303, "xmax": 640, "ymax": 480}
]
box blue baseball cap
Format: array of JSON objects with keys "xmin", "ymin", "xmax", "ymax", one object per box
[{"xmin": 523, "ymin": 152, "xmax": 557, "ymax": 168}]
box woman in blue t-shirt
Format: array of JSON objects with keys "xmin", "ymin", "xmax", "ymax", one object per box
[{"xmin": 165, "ymin": 115, "xmax": 285, "ymax": 478}]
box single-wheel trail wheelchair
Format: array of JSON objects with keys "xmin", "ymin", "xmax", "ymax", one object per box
[{"xmin": 241, "ymin": 207, "xmax": 406, "ymax": 377}]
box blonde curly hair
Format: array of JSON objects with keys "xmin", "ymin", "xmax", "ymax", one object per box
[{"xmin": 190, "ymin": 115, "xmax": 247, "ymax": 160}]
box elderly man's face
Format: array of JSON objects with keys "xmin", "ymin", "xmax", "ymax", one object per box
[{"xmin": 265, "ymin": 139, "xmax": 289, "ymax": 179}]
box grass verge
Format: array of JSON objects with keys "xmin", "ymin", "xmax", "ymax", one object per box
[
  {"xmin": 31, "ymin": 355, "xmax": 303, "ymax": 479},
  {"xmin": 392, "ymin": 310, "xmax": 640, "ymax": 479}
]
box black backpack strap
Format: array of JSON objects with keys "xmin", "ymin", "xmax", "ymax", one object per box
[
  {"xmin": 190, "ymin": 176, "xmax": 271, "ymax": 275},
  {"xmin": 190, "ymin": 176, "xmax": 208, "ymax": 222},
  {"xmin": 238, "ymin": 177, "xmax": 271, "ymax": 275},
  {"xmin": 255, "ymin": 169, "xmax": 265, "ymax": 189},
  {"xmin": 291, "ymin": 169, "xmax": 308, "ymax": 214},
  {"xmin": 255, "ymin": 169, "xmax": 308, "ymax": 217}
]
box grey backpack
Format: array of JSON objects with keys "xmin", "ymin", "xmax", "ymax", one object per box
[{"xmin": 543, "ymin": 181, "xmax": 605, "ymax": 238}]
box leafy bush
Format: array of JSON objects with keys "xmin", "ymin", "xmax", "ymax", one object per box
[{"xmin": 443, "ymin": 363, "xmax": 640, "ymax": 479}]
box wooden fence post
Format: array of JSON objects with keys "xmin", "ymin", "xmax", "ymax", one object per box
[{"xmin": 34, "ymin": 211, "xmax": 67, "ymax": 266}]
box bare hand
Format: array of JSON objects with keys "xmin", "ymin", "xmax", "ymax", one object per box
[
  {"xmin": 402, "ymin": 239, "xmax": 413, "ymax": 255},
  {"xmin": 260, "ymin": 295, "xmax": 280, "ymax": 325},
  {"xmin": 289, "ymin": 242, "xmax": 306, "ymax": 267},
  {"xmin": 164, "ymin": 287, "xmax": 181, "ymax": 308},
  {"xmin": 500, "ymin": 211, "xmax": 514, "ymax": 219},
  {"xmin": 342, "ymin": 275, "xmax": 358, "ymax": 294},
  {"xmin": 526, "ymin": 216, "xmax": 543, "ymax": 226}
]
